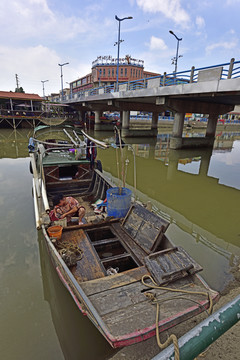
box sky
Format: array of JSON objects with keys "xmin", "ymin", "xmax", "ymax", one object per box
[{"xmin": 1, "ymin": 0, "xmax": 240, "ymax": 96}]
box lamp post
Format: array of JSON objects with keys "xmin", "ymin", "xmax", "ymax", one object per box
[
  {"xmin": 98, "ymin": 68, "xmax": 102, "ymax": 87},
  {"xmin": 169, "ymin": 30, "xmax": 182, "ymax": 78},
  {"xmin": 41, "ymin": 80, "xmax": 49, "ymax": 98},
  {"xmin": 58, "ymin": 62, "xmax": 69, "ymax": 100},
  {"xmin": 66, "ymin": 82, "xmax": 72, "ymax": 99},
  {"xmin": 114, "ymin": 15, "xmax": 133, "ymax": 91}
]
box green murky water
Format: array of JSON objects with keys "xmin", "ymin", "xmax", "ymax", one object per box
[{"xmin": 0, "ymin": 128, "xmax": 240, "ymax": 360}]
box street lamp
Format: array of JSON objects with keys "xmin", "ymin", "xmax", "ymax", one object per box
[
  {"xmin": 114, "ymin": 15, "xmax": 133, "ymax": 91},
  {"xmin": 58, "ymin": 62, "xmax": 69, "ymax": 100},
  {"xmin": 41, "ymin": 80, "xmax": 49, "ymax": 98},
  {"xmin": 169, "ymin": 30, "xmax": 182, "ymax": 77},
  {"xmin": 98, "ymin": 68, "xmax": 102, "ymax": 87},
  {"xmin": 66, "ymin": 82, "xmax": 72, "ymax": 99}
]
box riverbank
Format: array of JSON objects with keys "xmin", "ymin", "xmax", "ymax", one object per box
[{"xmin": 109, "ymin": 285, "xmax": 240, "ymax": 360}]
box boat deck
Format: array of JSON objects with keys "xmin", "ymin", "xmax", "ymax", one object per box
[{"xmin": 81, "ymin": 270, "xmax": 217, "ymax": 339}]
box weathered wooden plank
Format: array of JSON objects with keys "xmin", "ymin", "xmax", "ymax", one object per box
[
  {"xmin": 80, "ymin": 266, "xmax": 149, "ymax": 296},
  {"xmin": 60, "ymin": 229, "xmax": 106, "ymax": 282},
  {"xmin": 122, "ymin": 204, "xmax": 169, "ymax": 254},
  {"xmin": 103, "ymin": 284, "xmax": 214, "ymax": 337},
  {"xmin": 63, "ymin": 218, "xmax": 119, "ymax": 231},
  {"xmin": 177, "ymin": 247, "xmax": 203, "ymax": 274},
  {"xmin": 111, "ymin": 222, "xmax": 147, "ymax": 264},
  {"xmin": 89, "ymin": 281, "xmax": 152, "ymax": 316},
  {"xmin": 145, "ymin": 247, "xmax": 202, "ymax": 285},
  {"xmin": 88, "ymin": 275, "xmax": 196, "ymax": 317}
]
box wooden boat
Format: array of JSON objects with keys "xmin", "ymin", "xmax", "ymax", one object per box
[{"xmin": 29, "ymin": 125, "xmax": 219, "ymax": 348}]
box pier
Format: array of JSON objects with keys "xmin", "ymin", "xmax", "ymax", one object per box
[{"xmin": 0, "ymin": 91, "xmax": 43, "ymax": 129}]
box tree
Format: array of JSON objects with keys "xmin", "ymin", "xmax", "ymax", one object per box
[{"xmin": 15, "ymin": 87, "xmax": 25, "ymax": 93}]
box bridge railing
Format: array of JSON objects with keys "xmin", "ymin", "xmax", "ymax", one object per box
[{"xmin": 63, "ymin": 59, "xmax": 240, "ymax": 102}]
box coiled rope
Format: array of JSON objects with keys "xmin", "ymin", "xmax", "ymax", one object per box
[{"xmin": 142, "ymin": 274, "xmax": 214, "ymax": 360}]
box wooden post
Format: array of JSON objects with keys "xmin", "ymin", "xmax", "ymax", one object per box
[{"xmin": 227, "ymin": 58, "xmax": 235, "ymax": 79}]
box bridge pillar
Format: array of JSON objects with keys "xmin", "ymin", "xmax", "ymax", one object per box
[
  {"xmin": 95, "ymin": 110, "xmax": 101, "ymax": 124},
  {"xmin": 206, "ymin": 113, "xmax": 218, "ymax": 138},
  {"xmin": 170, "ymin": 112, "xmax": 185, "ymax": 149},
  {"xmin": 151, "ymin": 112, "xmax": 159, "ymax": 130},
  {"xmin": 94, "ymin": 110, "xmax": 101, "ymax": 130},
  {"xmin": 172, "ymin": 112, "xmax": 185, "ymax": 137},
  {"xmin": 122, "ymin": 110, "xmax": 130, "ymax": 129},
  {"xmin": 119, "ymin": 111, "xmax": 123, "ymax": 125}
]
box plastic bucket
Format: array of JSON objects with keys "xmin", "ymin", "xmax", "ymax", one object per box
[
  {"xmin": 106, "ymin": 187, "xmax": 132, "ymax": 218},
  {"xmin": 47, "ymin": 225, "xmax": 63, "ymax": 240}
]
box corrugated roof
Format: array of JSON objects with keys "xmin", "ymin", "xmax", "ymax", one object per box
[{"xmin": 0, "ymin": 91, "xmax": 42, "ymax": 101}]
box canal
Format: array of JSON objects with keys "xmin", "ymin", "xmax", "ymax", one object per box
[{"xmin": 0, "ymin": 128, "xmax": 240, "ymax": 360}]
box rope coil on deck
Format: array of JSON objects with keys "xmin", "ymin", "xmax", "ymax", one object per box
[
  {"xmin": 56, "ymin": 241, "xmax": 83, "ymax": 267},
  {"xmin": 142, "ymin": 274, "xmax": 214, "ymax": 360}
]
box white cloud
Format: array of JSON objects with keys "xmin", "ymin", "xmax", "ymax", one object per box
[
  {"xmin": 136, "ymin": 0, "xmax": 190, "ymax": 27},
  {"xmin": 0, "ymin": 0, "xmax": 91, "ymax": 43},
  {"xmin": 0, "ymin": 45, "xmax": 89, "ymax": 95},
  {"xmin": 206, "ymin": 40, "xmax": 238, "ymax": 53},
  {"xmin": 196, "ymin": 16, "xmax": 205, "ymax": 29},
  {"xmin": 149, "ymin": 36, "xmax": 168, "ymax": 51}
]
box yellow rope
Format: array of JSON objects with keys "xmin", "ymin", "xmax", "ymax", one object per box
[
  {"xmin": 142, "ymin": 275, "xmax": 213, "ymax": 314},
  {"xmin": 142, "ymin": 274, "xmax": 214, "ymax": 360}
]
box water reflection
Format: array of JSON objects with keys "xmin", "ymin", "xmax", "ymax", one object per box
[
  {"xmin": 99, "ymin": 130, "xmax": 240, "ymax": 292},
  {"xmin": 1, "ymin": 128, "xmax": 240, "ymax": 360},
  {"xmin": 0, "ymin": 128, "xmax": 32, "ymax": 158}
]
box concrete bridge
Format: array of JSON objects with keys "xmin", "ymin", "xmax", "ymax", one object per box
[{"xmin": 64, "ymin": 58, "xmax": 240, "ymax": 149}]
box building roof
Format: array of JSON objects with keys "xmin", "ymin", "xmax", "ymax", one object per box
[{"xmin": 0, "ymin": 91, "xmax": 42, "ymax": 101}]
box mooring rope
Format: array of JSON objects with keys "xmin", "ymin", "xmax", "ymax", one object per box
[{"xmin": 142, "ymin": 274, "xmax": 214, "ymax": 360}]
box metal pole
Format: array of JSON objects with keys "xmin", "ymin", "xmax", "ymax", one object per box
[
  {"xmin": 60, "ymin": 66, "xmax": 63, "ymax": 99},
  {"xmin": 152, "ymin": 295, "xmax": 240, "ymax": 360},
  {"xmin": 41, "ymin": 80, "xmax": 49, "ymax": 99},
  {"xmin": 169, "ymin": 31, "xmax": 182, "ymax": 83},
  {"xmin": 58, "ymin": 62, "xmax": 69, "ymax": 101},
  {"xmin": 116, "ymin": 20, "xmax": 121, "ymax": 91},
  {"xmin": 175, "ymin": 39, "xmax": 179, "ymax": 74},
  {"xmin": 115, "ymin": 16, "xmax": 133, "ymax": 91},
  {"xmin": 99, "ymin": 68, "xmax": 101, "ymax": 87}
]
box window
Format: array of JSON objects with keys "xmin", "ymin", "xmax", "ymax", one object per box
[
  {"xmin": 112, "ymin": 68, "xmax": 114, "ymax": 77},
  {"xmin": 133, "ymin": 69, "xmax": 135, "ymax": 77},
  {"xmin": 108, "ymin": 69, "xmax": 110, "ymax": 77},
  {"xmin": 77, "ymin": 80, "xmax": 81, "ymax": 86},
  {"xmin": 120, "ymin": 68, "xmax": 123, "ymax": 76},
  {"xmin": 103, "ymin": 68, "xmax": 105, "ymax": 76},
  {"xmin": 125, "ymin": 68, "xmax": 127, "ymax": 76}
]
